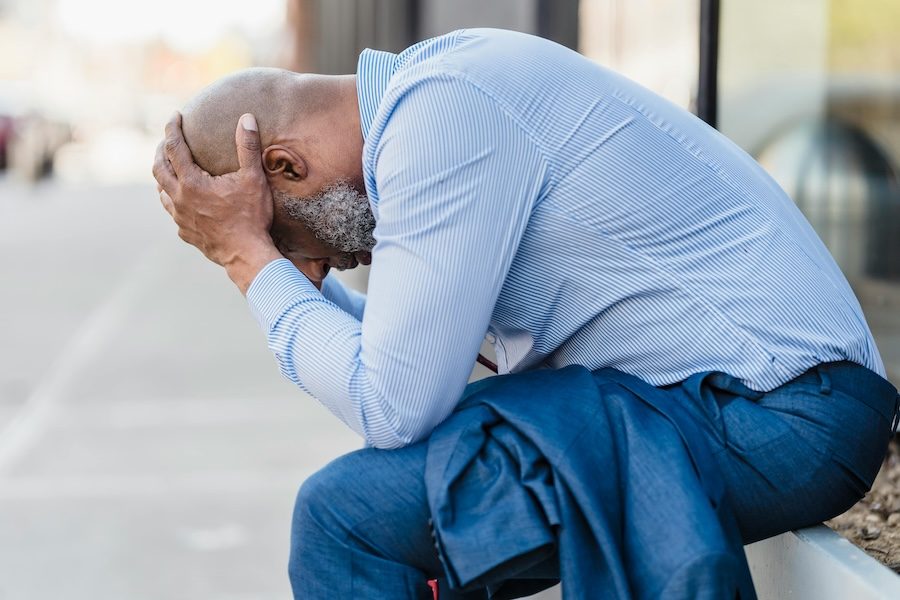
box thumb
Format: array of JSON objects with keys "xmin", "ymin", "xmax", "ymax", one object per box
[{"xmin": 235, "ymin": 113, "xmax": 263, "ymax": 172}]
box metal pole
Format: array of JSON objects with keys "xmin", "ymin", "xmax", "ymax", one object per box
[
  {"xmin": 697, "ymin": 0, "xmax": 720, "ymax": 127},
  {"xmin": 537, "ymin": 0, "xmax": 579, "ymax": 50}
]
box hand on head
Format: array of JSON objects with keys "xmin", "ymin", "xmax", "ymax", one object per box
[
  {"xmin": 152, "ymin": 111, "xmax": 283, "ymax": 294},
  {"xmin": 151, "ymin": 68, "xmax": 368, "ymax": 293}
]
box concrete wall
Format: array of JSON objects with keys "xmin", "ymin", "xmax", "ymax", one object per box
[{"xmin": 746, "ymin": 526, "xmax": 900, "ymax": 599}]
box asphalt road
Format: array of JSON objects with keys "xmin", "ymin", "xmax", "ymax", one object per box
[
  {"xmin": 0, "ymin": 179, "xmax": 362, "ymax": 600},
  {"xmin": 0, "ymin": 178, "xmax": 559, "ymax": 600},
  {"xmin": 5, "ymin": 176, "xmax": 900, "ymax": 600}
]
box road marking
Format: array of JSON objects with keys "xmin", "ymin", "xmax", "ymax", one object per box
[
  {"xmin": 56, "ymin": 396, "xmax": 319, "ymax": 428},
  {"xmin": 0, "ymin": 470, "xmax": 312, "ymax": 500},
  {"xmin": 178, "ymin": 523, "xmax": 248, "ymax": 552},
  {"xmin": 0, "ymin": 244, "xmax": 168, "ymax": 473}
]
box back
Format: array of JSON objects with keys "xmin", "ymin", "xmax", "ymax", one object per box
[{"xmin": 371, "ymin": 28, "xmax": 884, "ymax": 390}]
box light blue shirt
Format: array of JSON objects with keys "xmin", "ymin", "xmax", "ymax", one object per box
[{"xmin": 247, "ymin": 29, "xmax": 884, "ymax": 449}]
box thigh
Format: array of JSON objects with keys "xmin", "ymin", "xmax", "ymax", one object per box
[{"xmin": 678, "ymin": 369, "xmax": 894, "ymax": 544}]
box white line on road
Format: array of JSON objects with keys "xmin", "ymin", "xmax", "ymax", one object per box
[
  {"xmin": 0, "ymin": 469, "xmax": 313, "ymax": 500},
  {"xmin": 0, "ymin": 244, "xmax": 169, "ymax": 474}
]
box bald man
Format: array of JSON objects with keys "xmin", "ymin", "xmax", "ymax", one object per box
[{"xmin": 153, "ymin": 29, "xmax": 897, "ymax": 600}]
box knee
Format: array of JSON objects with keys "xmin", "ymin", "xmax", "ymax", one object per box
[
  {"xmin": 289, "ymin": 455, "xmax": 360, "ymax": 585},
  {"xmin": 292, "ymin": 454, "xmax": 359, "ymax": 540}
]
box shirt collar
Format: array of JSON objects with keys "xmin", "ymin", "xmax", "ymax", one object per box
[{"xmin": 356, "ymin": 48, "xmax": 398, "ymax": 141}]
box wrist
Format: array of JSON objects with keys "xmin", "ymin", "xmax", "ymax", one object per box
[{"xmin": 224, "ymin": 238, "xmax": 283, "ymax": 295}]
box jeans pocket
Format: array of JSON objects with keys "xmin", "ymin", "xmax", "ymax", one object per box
[
  {"xmin": 676, "ymin": 372, "xmax": 730, "ymax": 446},
  {"xmin": 719, "ymin": 395, "xmax": 792, "ymax": 454}
]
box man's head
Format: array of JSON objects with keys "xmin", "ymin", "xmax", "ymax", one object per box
[{"xmin": 181, "ymin": 67, "xmax": 373, "ymax": 283}]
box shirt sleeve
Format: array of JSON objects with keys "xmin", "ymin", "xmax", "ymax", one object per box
[
  {"xmin": 321, "ymin": 272, "xmax": 366, "ymax": 321},
  {"xmin": 246, "ymin": 75, "xmax": 547, "ymax": 448}
]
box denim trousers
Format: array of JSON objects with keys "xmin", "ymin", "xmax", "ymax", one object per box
[{"xmin": 288, "ymin": 362, "xmax": 898, "ymax": 599}]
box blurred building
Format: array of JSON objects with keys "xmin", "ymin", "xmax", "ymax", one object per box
[
  {"xmin": 1, "ymin": 0, "xmax": 897, "ymax": 377},
  {"xmin": 712, "ymin": 0, "xmax": 899, "ymax": 380},
  {"xmin": 0, "ymin": 0, "xmax": 285, "ymax": 183},
  {"xmin": 286, "ymin": 0, "xmax": 578, "ymax": 74}
]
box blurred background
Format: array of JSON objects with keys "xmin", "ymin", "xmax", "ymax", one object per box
[{"xmin": 0, "ymin": 0, "xmax": 897, "ymax": 598}]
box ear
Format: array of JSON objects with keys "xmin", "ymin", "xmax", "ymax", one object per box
[{"xmin": 262, "ymin": 145, "xmax": 308, "ymax": 182}]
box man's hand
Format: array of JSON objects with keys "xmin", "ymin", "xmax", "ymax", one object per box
[{"xmin": 152, "ymin": 112, "xmax": 282, "ymax": 294}]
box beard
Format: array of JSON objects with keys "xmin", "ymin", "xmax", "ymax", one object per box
[{"xmin": 274, "ymin": 181, "xmax": 376, "ymax": 254}]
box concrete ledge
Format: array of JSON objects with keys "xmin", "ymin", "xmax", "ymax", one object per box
[{"xmin": 745, "ymin": 525, "xmax": 900, "ymax": 599}]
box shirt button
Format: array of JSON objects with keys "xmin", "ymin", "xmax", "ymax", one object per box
[{"xmin": 485, "ymin": 333, "xmax": 496, "ymax": 344}]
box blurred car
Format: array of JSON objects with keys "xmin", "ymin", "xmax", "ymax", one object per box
[
  {"xmin": 0, "ymin": 113, "xmax": 14, "ymax": 171},
  {"xmin": 7, "ymin": 113, "xmax": 71, "ymax": 182}
]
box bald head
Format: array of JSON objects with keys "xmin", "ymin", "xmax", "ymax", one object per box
[
  {"xmin": 175, "ymin": 68, "xmax": 373, "ymax": 260},
  {"xmin": 181, "ymin": 67, "xmax": 327, "ymax": 175}
]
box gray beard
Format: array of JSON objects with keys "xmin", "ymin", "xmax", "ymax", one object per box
[{"xmin": 275, "ymin": 182, "xmax": 376, "ymax": 254}]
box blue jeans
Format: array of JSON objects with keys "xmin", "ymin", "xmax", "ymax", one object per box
[{"xmin": 288, "ymin": 362, "xmax": 898, "ymax": 599}]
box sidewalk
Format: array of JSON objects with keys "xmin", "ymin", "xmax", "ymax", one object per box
[
  {"xmin": 0, "ymin": 182, "xmax": 359, "ymax": 599},
  {"xmin": 0, "ymin": 181, "xmax": 561, "ymax": 599}
]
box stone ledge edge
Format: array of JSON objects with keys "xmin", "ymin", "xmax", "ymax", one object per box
[{"xmin": 745, "ymin": 525, "xmax": 900, "ymax": 599}]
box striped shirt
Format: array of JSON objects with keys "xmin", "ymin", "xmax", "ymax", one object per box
[{"xmin": 247, "ymin": 29, "xmax": 884, "ymax": 449}]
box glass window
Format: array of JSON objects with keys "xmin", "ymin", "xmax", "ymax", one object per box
[{"xmin": 718, "ymin": 0, "xmax": 900, "ymax": 381}]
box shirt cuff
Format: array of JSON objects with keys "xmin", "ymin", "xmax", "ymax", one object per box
[{"xmin": 246, "ymin": 258, "xmax": 320, "ymax": 332}]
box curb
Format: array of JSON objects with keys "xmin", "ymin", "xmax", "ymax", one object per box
[{"xmin": 745, "ymin": 525, "xmax": 900, "ymax": 599}]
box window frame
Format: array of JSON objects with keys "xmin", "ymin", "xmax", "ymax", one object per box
[{"xmin": 697, "ymin": 0, "xmax": 720, "ymax": 126}]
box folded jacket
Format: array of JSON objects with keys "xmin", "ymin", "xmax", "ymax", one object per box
[{"xmin": 425, "ymin": 365, "xmax": 756, "ymax": 600}]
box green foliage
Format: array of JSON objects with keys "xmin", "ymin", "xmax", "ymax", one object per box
[{"xmin": 829, "ymin": 0, "xmax": 900, "ymax": 71}]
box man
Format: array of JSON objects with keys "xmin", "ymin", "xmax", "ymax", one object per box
[{"xmin": 153, "ymin": 29, "xmax": 897, "ymax": 598}]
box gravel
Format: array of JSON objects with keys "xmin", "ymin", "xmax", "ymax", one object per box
[{"xmin": 828, "ymin": 438, "xmax": 900, "ymax": 573}]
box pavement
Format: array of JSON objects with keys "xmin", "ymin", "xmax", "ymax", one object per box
[
  {"xmin": 0, "ymin": 179, "xmax": 351, "ymax": 599},
  {"xmin": 0, "ymin": 178, "xmax": 558, "ymax": 599},
  {"xmin": 5, "ymin": 176, "xmax": 899, "ymax": 600}
]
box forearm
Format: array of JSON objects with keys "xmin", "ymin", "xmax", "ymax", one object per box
[
  {"xmin": 247, "ymin": 259, "xmax": 442, "ymax": 448},
  {"xmin": 247, "ymin": 260, "xmax": 483, "ymax": 448},
  {"xmin": 243, "ymin": 75, "xmax": 545, "ymax": 448},
  {"xmin": 225, "ymin": 239, "xmax": 284, "ymax": 295}
]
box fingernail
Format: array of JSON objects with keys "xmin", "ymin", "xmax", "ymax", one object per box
[{"xmin": 240, "ymin": 113, "xmax": 258, "ymax": 132}]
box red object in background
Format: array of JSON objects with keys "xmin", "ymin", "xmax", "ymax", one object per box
[{"xmin": 427, "ymin": 579, "xmax": 439, "ymax": 600}]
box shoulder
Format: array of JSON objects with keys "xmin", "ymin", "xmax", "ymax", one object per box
[
  {"xmin": 361, "ymin": 30, "xmax": 552, "ymax": 196},
  {"xmin": 385, "ymin": 28, "xmax": 553, "ymax": 98},
  {"xmin": 373, "ymin": 29, "xmax": 575, "ymax": 143}
]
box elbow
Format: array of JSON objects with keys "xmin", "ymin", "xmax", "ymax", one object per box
[
  {"xmin": 354, "ymin": 378, "xmax": 459, "ymax": 450},
  {"xmin": 361, "ymin": 409, "xmax": 438, "ymax": 450},
  {"xmin": 364, "ymin": 423, "xmax": 430, "ymax": 450},
  {"xmin": 367, "ymin": 435, "xmax": 411, "ymax": 450}
]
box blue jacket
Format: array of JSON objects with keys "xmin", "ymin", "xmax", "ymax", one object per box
[{"xmin": 425, "ymin": 366, "xmax": 756, "ymax": 599}]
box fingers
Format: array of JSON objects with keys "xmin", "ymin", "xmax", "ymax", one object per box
[
  {"xmin": 152, "ymin": 140, "xmax": 178, "ymax": 193},
  {"xmin": 163, "ymin": 112, "xmax": 201, "ymax": 180},
  {"xmin": 235, "ymin": 113, "xmax": 264, "ymax": 173},
  {"xmin": 159, "ymin": 189, "xmax": 175, "ymax": 217}
]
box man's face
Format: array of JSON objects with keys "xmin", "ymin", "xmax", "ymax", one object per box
[{"xmin": 270, "ymin": 180, "xmax": 375, "ymax": 287}]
